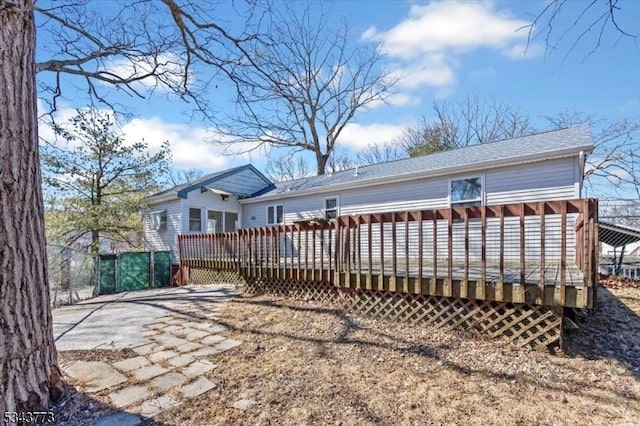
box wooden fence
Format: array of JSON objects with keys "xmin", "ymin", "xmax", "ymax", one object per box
[{"xmin": 179, "ymin": 198, "xmax": 598, "ymax": 309}]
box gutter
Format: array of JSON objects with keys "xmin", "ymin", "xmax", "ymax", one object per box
[
  {"xmin": 142, "ymin": 192, "xmax": 179, "ymax": 205},
  {"xmin": 239, "ymin": 145, "xmax": 593, "ymax": 204}
]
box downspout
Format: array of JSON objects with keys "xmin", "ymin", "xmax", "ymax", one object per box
[{"xmin": 578, "ymin": 150, "xmax": 585, "ymax": 197}]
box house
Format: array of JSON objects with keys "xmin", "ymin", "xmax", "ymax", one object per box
[
  {"xmin": 142, "ymin": 124, "xmax": 594, "ymax": 265},
  {"xmin": 141, "ymin": 165, "xmax": 274, "ymax": 262}
]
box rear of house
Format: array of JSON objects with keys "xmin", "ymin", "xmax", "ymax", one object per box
[
  {"xmin": 171, "ymin": 125, "xmax": 599, "ymax": 349},
  {"xmin": 240, "ymin": 125, "xmax": 591, "ymax": 226},
  {"xmin": 141, "ymin": 165, "xmax": 274, "ymax": 263},
  {"xmin": 143, "ymin": 125, "xmax": 593, "ymax": 269}
]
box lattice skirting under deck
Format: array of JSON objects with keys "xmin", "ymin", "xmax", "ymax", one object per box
[
  {"xmin": 244, "ymin": 277, "xmax": 563, "ymax": 349},
  {"xmin": 189, "ymin": 268, "xmax": 246, "ymax": 286}
]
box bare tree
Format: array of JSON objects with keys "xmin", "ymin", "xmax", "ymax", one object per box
[
  {"xmin": 544, "ymin": 111, "xmax": 640, "ymax": 198},
  {"xmin": 422, "ymin": 96, "xmax": 534, "ymax": 149},
  {"xmin": 216, "ymin": 9, "xmax": 397, "ymax": 175},
  {"xmin": 35, "ymin": 0, "xmax": 267, "ymax": 118},
  {"xmin": 356, "ymin": 142, "xmax": 406, "ymax": 166},
  {"xmin": 523, "ymin": 0, "xmax": 638, "ymax": 59},
  {"xmin": 166, "ymin": 168, "xmax": 205, "ymax": 187},
  {"xmin": 326, "ymin": 148, "xmax": 355, "ymax": 174},
  {"xmin": 265, "ymin": 153, "xmax": 313, "ymax": 182},
  {"xmin": 357, "ymin": 97, "xmax": 534, "ymax": 166}
]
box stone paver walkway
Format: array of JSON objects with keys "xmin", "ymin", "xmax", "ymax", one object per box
[{"xmin": 55, "ymin": 285, "xmax": 242, "ymax": 424}]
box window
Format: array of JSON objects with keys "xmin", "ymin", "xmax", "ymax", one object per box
[
  {"xmin": 150, "ymin": 210, "xmax": 167, "ymax": 231},
  {"xmin": 189, "ymin": 208, "xmax": 202, "ymax": 232},
  {"xmin": 324, "ymin": 197, "xmax": 338, "ymax": 220},
  {"xmin": 225, "ymin": 212, "xmax": 238, "ymax": 232},
  {"xmin": 207, "ymin": 210, "xmax": 223, "ymax": 233},
  {"xmin": 450, "ymin": 176, "xmax": 483, "ymax": 207},
  {"xmin": 267, "ymin": 204, "xmax": 284, "ymax": 225}
]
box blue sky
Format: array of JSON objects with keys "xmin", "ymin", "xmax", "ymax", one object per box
[{"xmin": 37, "ymin": 0, "xmax": 640, "ymax": 184}]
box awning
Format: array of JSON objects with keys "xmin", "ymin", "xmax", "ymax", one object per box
[
  {"xmin": 200, "ymin": 187, "xmax": 249, "ymax": 197},
  {"xmin": 599, "ymin": 221, "xmax": 640, "ymax": 248}
]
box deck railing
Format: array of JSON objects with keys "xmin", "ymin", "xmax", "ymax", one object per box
[{"xmin": 178, "ymin": 198, "xmax": 598, "ymax": 308}]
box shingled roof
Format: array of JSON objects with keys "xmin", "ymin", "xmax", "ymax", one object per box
[
  {"xmin": 245, "ymin": 124, "xmax": 593, "ymax": 201},
  {"xmin": 144, "ymin": 164, "xmax": 273, "ymax": 203}
]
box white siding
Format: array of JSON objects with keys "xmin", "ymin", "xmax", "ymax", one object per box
[
  {"xmin": 240, "ymin": 157, "xmax": 581, "ymax": 267},
  {"xmin": 485, "ymin": 157, "xmax": 578, "ymax": 204},
  {"xmin": 212, "ymin": 167, "xmax": 270, "ymax": 196},
  {"xmin": 242, "ymin": 157, "xmax": 579, "ymax": 228},
  {"xmin": 143, "ymin": 188, "xmax": 244, "ymax": 263},
  {"xmin": 182, "ymin": 188, "xmax": 243, "ymax": 233},
  {"xmin": 142, "ymin": 199, "xmax": 183, "ymax": 263}
]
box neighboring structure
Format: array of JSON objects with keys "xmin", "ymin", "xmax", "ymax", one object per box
[
  {"xmin": 599, "ymin": 221, "xmax": 640, "ymax": 277},
  {"xmin": 143, "ymin": 124, "xmax": 594, "ymax": 264}
]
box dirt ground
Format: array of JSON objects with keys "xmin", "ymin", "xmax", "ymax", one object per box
[{"xmin": 53, "ymin": 283, "xmax": 640, "ymax": 426}]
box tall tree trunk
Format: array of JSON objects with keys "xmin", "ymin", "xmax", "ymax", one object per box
[
  {"xmin": 0, "ymin": 0, "xmax": 62, "ymax": 414},
  {"xmin": 315, "ymin": 151, "xmax": 328, "ymax": 176},
  {"xmin": 91, "ymin": 229, "xmax": 100, "ymax": 254}
]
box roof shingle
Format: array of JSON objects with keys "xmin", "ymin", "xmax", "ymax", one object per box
[{"xmin": 250, "ymin": 124, "xmax": 593, "ymax": 200}]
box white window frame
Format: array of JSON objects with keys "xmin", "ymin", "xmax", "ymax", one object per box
[
  {"xmin": 324, "ymin": 196, "xmax": 340, "ymax": 221},
  {"xmin": 448, "ymin": 175, "xmax": 484, "ymax": 207},
  {"xmin": 188, "ymin": 207, "xmax": 202, "ymax": 232},
  {"xmin": 266, "ymin": 204, "xmax": 284, "ymax": 225},
  {"xmin": 206, "ymin": 210, "xmax": 240, "ymax": 233},
  {"xmin": 150, "ymin": 209, "xmax": 167, "ymax": 231},
  {"xmin": 206, "ymin": 209, "xmax": 223, "ymax": 233},
  {"xmin": 224, "ymin": 211, "xmax": 239, "ymax": 232}
]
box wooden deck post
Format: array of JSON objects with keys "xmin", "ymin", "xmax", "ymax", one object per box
[
  {"xmin": 431, "ymin": 211, "xmax": 438, "ymax": 295},
  {"xmin": 404, "ymin": 211, "xmax": 410, "ymax": 293},
  {"xmin": 519, "ymin": 203, "xmax": 526, "ymax": 303},
  {"xmin": 538, "ymin": 202, "xmax": 546, "ymax": 305},
  {"xmin": 297, "ymin": 225, "xmax": 302, "ymax": 281},
  {"xmin": 366, "ymin": 215, "xmax": 373, "ymax": 290},
  {"xmin": 418, "ymin": 211, "xmax": 424, "ymax": 294},
  {"xmin": 356, "ymin": 218, "xmax": 362, "ymax": 289},
  {"xmin": 391, "ymin": 212, "xmax": 397, "ymax": 292},
  {"xmin": 559, "ymin": 202, "xmax": 567, "ymax": 306},
  {"xmin": 334, "ymin": 219, "xmax": 341, "ymax": 286},
  {"xmin": 498, "ymin": 205, "xmax": 505, "ymax": 301},
  {"xmin": 312, "ymin": 225, "xmax": 317, "ymax": 282},
  {"xmin": 479, "ymin": 206, "xmax": 486, "ymax": 300},
  {"xmin": 463, "ymin": 208, "xmax": 469, "ymax": 298},
  {"xmin": 446, "ymin": 209, "xmax": 453, "ymax": 297}
]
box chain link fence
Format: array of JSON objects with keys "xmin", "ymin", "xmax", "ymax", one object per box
[{"xmin": 47, "ymin": 244, "xmax": 99, "ymax": 306}]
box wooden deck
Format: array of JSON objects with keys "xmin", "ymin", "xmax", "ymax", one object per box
[{"xmin": 179, "ymin": 199, "xmax": 598, "ymax": 309}]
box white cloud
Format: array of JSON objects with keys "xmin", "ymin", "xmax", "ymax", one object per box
[
  {"xmin": 365, "ymin": 2, "xmax": 529, "ymax": 58},
  {"xmin": 502, "ymin": 43, "xmax": 544, "ymax": 60},
  {"xmin": 337, "ymin": 123, "xmax": 406, "ymax": 150},
  {"xmin": 387, "ymin": 92, "xmax": 422, "ymax": 107},
  {"xmin": 366, "ymin": 90, "xmax": 422, "ymax": 110},
  {"xmin": 102, "ymin": 52, "xmax": 191, "ymax": 93},
  {"xmin": 392, "ymin": 54, "xmax": 457, "ymax": 89},
  {"xmin": 121, "ymin": 117, "xmax": 230, "ymax": 170},
  {"xmin": 363, "ymin": 1, "xmax": 539, "ymax": 92},
  {"xmin": 37, "ymin": 105, "xmax": 241, "ymax": 172}
]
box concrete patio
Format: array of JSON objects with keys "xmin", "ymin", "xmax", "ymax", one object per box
[{"xmin": 52, "ymin": 284, "xmax": 242, "ymax": 424}]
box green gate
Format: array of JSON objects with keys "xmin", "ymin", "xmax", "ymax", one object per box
[
  {"xmin": 98, "ymin": 251, "xmax": 171, "ymax": 294},
  {"xmin": 118, "ymin": 252, "xmax": 151, "ymax": 292},
  {"xmin": 153, "ymin": 251, "xmax": 172, "ymax": 287},
  {"xmin": 98, "ymin": 254, "xmax": 117, "ymax": 294}
]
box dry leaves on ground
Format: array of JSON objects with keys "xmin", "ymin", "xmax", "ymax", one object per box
[{"xmin": 147, "ymin": 286, "xmax": 640, "ymax": 426}]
